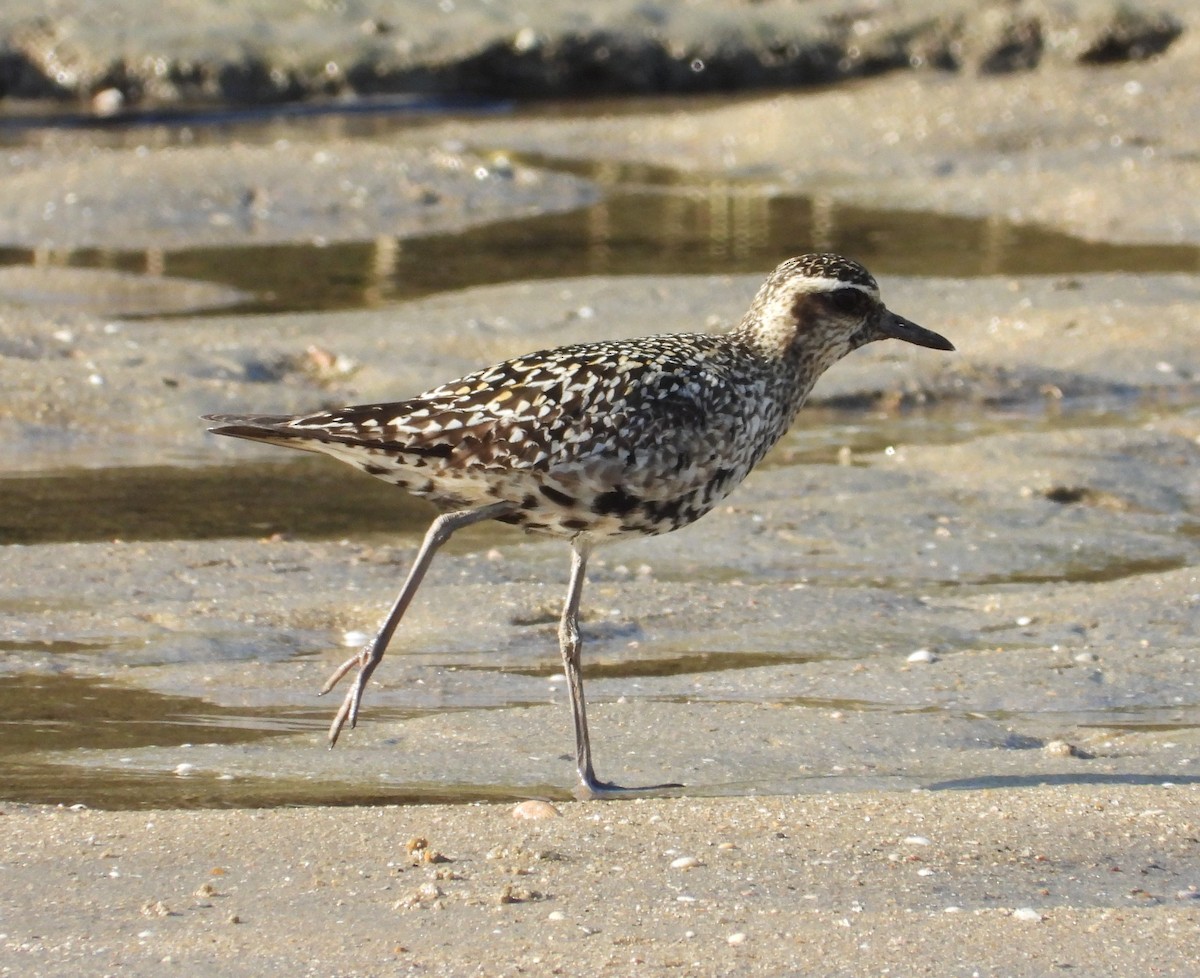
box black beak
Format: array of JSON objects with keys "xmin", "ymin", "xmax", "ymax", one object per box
[{"xmin": 878, "ymin": 309, "xmax": 955, "ymax": 351}]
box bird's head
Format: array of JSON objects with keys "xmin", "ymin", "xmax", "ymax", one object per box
[{"xmin": 738, "ymin": 254, "xmax": 954, "ymax": 369}]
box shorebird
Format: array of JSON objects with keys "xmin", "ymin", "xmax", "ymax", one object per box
[{"xmin": 204, "ymin": 253, "xmax": 953, "ymax": 797}]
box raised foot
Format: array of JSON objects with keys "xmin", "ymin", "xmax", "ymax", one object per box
[
  {"xmin": 572, "ymin": 777, "xmax": 685, "ymax": 801},
  {"xmin": 317, "ymin": 644, "xmax": 381, "ymax": 748}
]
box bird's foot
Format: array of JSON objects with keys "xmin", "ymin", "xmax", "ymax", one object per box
[
  {"xmin": 572, "ymin": 775, "xmax": 685, "ymax": 801},
  {"xmin": 318, "ymin": 643, "xmax": 380, "ymax": 747}
]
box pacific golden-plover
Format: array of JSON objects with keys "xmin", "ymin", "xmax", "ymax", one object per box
[{"xmin": 204, "ymin": 253, "xmax": 954, "ymax": 797}]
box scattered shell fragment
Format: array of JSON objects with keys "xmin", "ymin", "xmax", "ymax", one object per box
[
  {"xmin": 1044, "ymin": 740, "xmax": 1091, "ymax": 758},
  {"xmin": 727, "ymin": 932, "xmax": 748, "ymax": 945},
  {"xmin": 301, "ymin": 343, "xmax": 358, "ymax": 384},
  {"xmin": 394, "ymin": 882, "xmax": 444, "ymax": 910},
  {"xmin": 1012, "ymin": 907, "xmax": 1043, "ymax": 922},
  {"xmin": 670, "ymin": 856, "xmax": 701, "ymax": 870},
  {"xmin": 907, "ymin": 649, "xmax": 938, "ymax": 664},
  {"xmin": 512, "ymin": 799, "xmax": 561, "ymax": 820},
  {"xmin": 498, "ymin": 884, "xmax": 542, "ymax": 904}
]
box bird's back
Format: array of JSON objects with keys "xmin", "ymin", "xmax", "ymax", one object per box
[{"xmin": 207, "ymin": 331, "xmax": 786, "ymax": 540}]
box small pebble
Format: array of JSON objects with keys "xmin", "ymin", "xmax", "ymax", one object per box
[
  {"xmin": 173, "ymin": 763, "xmax": 195, "ymax": 777},
  {"xmin": 1044, "ymin": 740, "xmax": 1078, "ymax": 758},
  {"xmin": 903, "ymin": 835, "xmax": 931, "ymax": 846},
  {"xmin": 670, "ymin": 856, "xmax": 701, "ymax": 870},
  {"xmin": 907, "ymin": 649, "xmax": 938, "ymax": 664},
  {"xmin": 1012, "ymin": 907, "xmax": 1043, "ymax": 922},
  {"xmin": 547, "ymin": 910, "xmax": 566, "ymax": 921},
  {"xmin": 91, "ymin": 87, "xmax": 125, "ymax": 117},
  {"xmin": 497, "ymin": 883, "xmax": 541, "ymax": 904},
  {"xmin": 727, "ymin": 932, "xmax": 747, "ymax": 945},
  {"xmin": 512, "ymin": 800, "xmax": 561, "ymax": 820}
]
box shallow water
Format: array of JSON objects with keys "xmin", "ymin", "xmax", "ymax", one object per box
[
  {"xmin": 3, "ymin": 154, "xmax": 1198, "ymax": 316},
  {"xmin": 1, "ymin": 102, "xmax": 1198, "ymax": 808}
]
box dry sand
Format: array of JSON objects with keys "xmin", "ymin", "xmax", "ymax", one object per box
[{"xmin": 5, "ymin": 786, "xmax": 1200, "ymax": 977}]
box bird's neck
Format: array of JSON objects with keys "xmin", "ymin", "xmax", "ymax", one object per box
[{"xmin": 724, "ymin": 328, "xmax": 825, "ymax": 466}]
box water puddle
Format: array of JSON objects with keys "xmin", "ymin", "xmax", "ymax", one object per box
[
  {"xmin": 974, "ymin": 554, "xmax": 1189, "ymax": 587},
  {"xmin": 0, "ymin": 458, "xmax": 437, "ymax": 545},
  {"xmin": 0, "ymin": 671, "xmax": 566, "ymax": 808},
  {"xmin": 0, "ymin": 673, "xmax": 316, "ymax": 754},
  {"xmin": 483, "ymin": 649, "xmax": 822, "ymax": 680},
  {"xmin": 4, "ymin": 157, "xmax": 1198, "ymax": 315},
  {"xmin": 0, "ymin": 758, "xmax": 554, "ymax": 810}
]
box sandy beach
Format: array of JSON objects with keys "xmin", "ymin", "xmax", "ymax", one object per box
[
  {"xmin": 2, "ymin": 1, "xmax": 1199, "ymax": 974},
  {"xmin": 5, "ymin": 785, "xmax": 1199, "ymax": 976}
]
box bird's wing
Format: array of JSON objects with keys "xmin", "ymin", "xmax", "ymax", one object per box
[{"xmin": 237, "ymin": 335, "xmax": 733, "ymax": 466}]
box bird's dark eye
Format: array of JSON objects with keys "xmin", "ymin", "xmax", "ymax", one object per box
[{"xmin": 825, "ymin": 288, "xmax": 870, "ymax": 315}]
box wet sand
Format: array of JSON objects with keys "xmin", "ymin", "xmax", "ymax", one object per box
[{"xmin": 3, "ymin": 1, "xmax": 1200, "ymax": 975}]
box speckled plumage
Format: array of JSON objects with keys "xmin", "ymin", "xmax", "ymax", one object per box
[{"xmin": 204, "ymin": 253, "xmax": 954, "ymax": 796}]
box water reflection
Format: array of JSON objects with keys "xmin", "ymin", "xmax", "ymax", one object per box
[{"xmin": 2, "ymin": 158, "xmax": 1197, "ymax": 316}]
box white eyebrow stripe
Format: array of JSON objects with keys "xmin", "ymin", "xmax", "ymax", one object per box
[{"xmin": 797, "ymin": 277, "xmax": 878, "ymax": 295}]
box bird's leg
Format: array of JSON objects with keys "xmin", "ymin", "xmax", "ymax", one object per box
[
  {"xmin": 559, "ymin": 538, "xmax": 603, "ymax": 792},
  {"xmin": 321, "ymin": 501, "xmax": 513, "ymax": 747},
  {"xmin": 559, "ymin": 537, "xmax": 683, "ymax": 799}
]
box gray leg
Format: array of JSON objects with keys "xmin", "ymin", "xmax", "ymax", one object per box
[
  {"xmin": 559, "ymin": 537, "xmax": 683, "ymax": 798},
  {"xmin": 321, "ymin": 501, "xmax": 513, "ymax": 746},
  {"xmin": 559, "ymin": 538, "xmax": 600, "ymax": 790}
]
